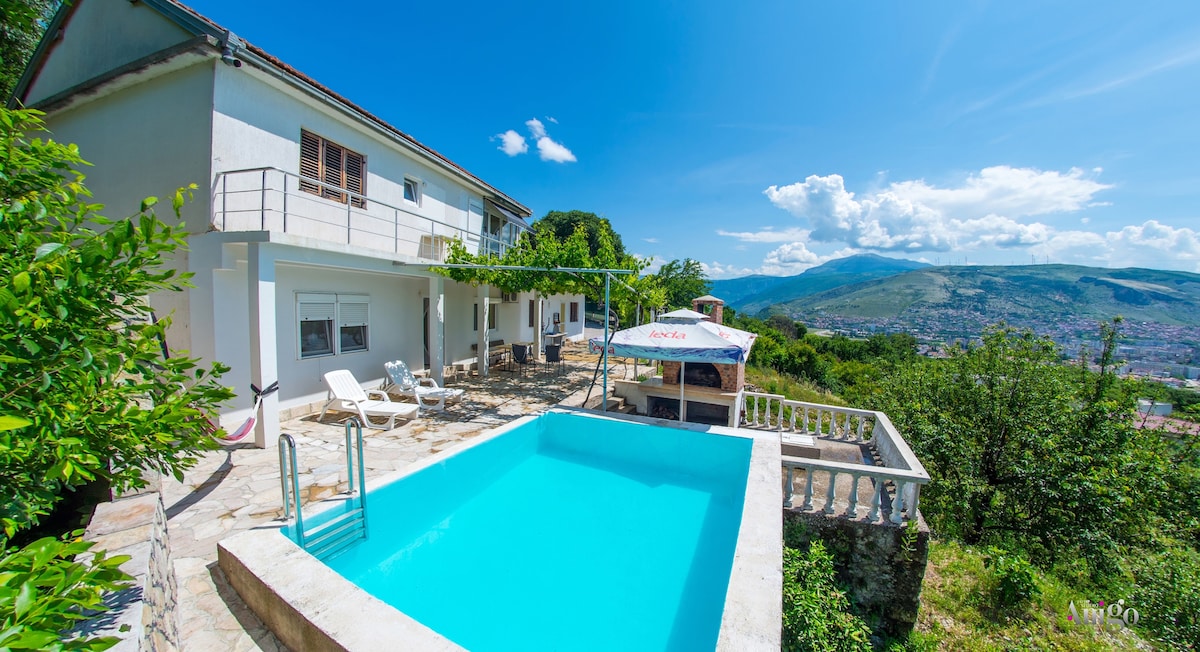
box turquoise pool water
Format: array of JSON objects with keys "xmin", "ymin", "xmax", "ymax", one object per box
[{"xmin": 288, "ymin": 411, "xmax": 752, "ymax": 651}]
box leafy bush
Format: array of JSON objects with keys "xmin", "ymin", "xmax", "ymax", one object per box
[
  {"xmin": 872, "ymin": 323, "xmax": 1168, "ymax": 572},
  {"xmin": 0, "ymin": 534, "xmax": 131, "ymax": 651},
  {"xmin": 1128, "ymin": 543, "xmax": 1200, "ymax": 649},
  {"xmin": 983, "ymin": 547, "xmax": 1040, "ymax": 607},
  {"xmin": 782, "ymin": 541, "xmax": 872, "ymax": 652},
  {"xmin": 0, "ymin": 108, "xmax": 233, "ymax": 535}
]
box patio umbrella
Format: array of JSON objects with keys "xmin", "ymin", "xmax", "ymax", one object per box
[
  {"xmin": 657, "ymin": 308, "xmax": 709, "ymax": 323},
  {"xmin": 588, "ymin": 320, "xmax": 756, "ymax": 421}
]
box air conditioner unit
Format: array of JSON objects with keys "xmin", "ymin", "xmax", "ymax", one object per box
[{"xmin": 501, "ymin": 292, "xmax": 519, "ymax": 303}]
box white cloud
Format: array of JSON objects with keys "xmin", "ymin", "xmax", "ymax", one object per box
[
  {"xmin": 1033, "ymin": 220, "xmax": 1200, "ymax": 271},
  {"xmin": 495, "ymin": 130, "xmax": 528, "ymax": 156},
  {"xmin": 495, "ymin": 118, "xmax": 576, "ymax": 163},
  {"xmin": 546, "ymin": 116, "xmax": 559, "ymax": 124},
  {"xmin": 758, "ymin": 244, "xmax": 860, "ymax": 276},
  {"xmin": 716, "ymin": 227, "xmax": 811, "ymax": 243},
  {"xmin": 525, "ymin": 118, "xmax": 547, "ymax": 139},
  {"xmin": 700, "ymin": 261, "xmax": 755, "ymax": 280},
  {"xmin": 763, "ymin": 166, "xmax": 1112, "ymax": 252},
  {"xmin": 643, "ymin": 237, "xmax": 659, "ymax": 244},
  {"xmin": 536, "ymin": 136, "xmax": 576, "ymax": 163}
]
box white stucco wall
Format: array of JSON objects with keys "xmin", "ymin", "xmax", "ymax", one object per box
[
  {"xmin": 24, "ymin": 0, "xmax": 194, "ymax": 105},
  {"xmin": 210, "ymin": 64, "xmax": 485, "ymax": 258},
  {"xmin": 37, "ymin": 60, "xmax": 216, "ymax": 354}
]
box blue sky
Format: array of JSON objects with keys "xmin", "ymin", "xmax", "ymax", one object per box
[{"xmin": 187, "ymin": 0, "xmax": 1200, "ymax": 277}]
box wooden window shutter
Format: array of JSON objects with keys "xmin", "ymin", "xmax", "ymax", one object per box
[
  {"xmin": 322, "ymin": 140, "xmax": 346, "ymax": 203},
  {"xmin": 345, "ymin": 150, "xmax": 366, "ymax": 208},
  {"xmin": 299, "ymin": 130, "xmax": 321, "ymax": 195}
]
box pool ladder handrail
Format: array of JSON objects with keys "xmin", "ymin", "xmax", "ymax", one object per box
[{"xmin": 278, "ymin": 419, "xmax": 369, "ymax": 560}]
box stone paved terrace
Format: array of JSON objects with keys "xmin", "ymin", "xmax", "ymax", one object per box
[{"xmin": 162, "ymin": 344, "xmax": 621, "ymax": 651}]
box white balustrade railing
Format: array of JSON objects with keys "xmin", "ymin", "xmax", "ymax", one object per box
[
  {"xmin": 212, "ymin": 167, "xmax": 518, "ymax": 260},
  {"xmin": 742, "ymin": 391, "xmax": 930, "ymax": 524}
]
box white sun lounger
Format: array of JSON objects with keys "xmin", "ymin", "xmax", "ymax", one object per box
[{"xmin": 319, "ymin": 369, "xmax": 419, "ymax": 429}]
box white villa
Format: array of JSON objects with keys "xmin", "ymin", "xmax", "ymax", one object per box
[{"xmin": 11, "ymin": 0, "xmax": 584, "ymax": 446}]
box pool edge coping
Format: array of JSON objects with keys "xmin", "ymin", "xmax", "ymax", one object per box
[{"xmin": 218, "ymin": 408, "xmax": 781, "ymax": 651}]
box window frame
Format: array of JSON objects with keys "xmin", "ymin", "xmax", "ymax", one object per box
[
  {"xmin": 403, "ymin": 177, "xmax": 422, "ymax": 207},
  {"xmin": 296, "ymin": 292, "xmax": 371, "ymax": 359},
  {"xmin": 570, "ymin": 302, "xmax": 580, "ymax": 323},
  {"xmin": 299, "ymin": 130, "xmax": 367, "ymax": 208}
]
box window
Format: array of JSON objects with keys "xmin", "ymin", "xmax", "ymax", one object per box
[
  {"xmin": 488, "ymin": 304, "xmax": 497, "ymax": 330},
  {"xmin": 297, "ymin": 293, "xmax": 369, "ymax": 358},
  {"xmin": 570, "ymin": 302, "xmax": 580, "ymax": 323},
  {"xmin": 473, "ymin": 304, "xmax": 478, "ymax": 331},
  {"xmin": 403, "ymin": 177, "xmax": 421, "ymax": 206},
  {"xmin": 338, "ymin": 295, "xmax": 369, "ymax": 353},
  {"xmin": 299, "ymin": 130, "xmax": 366, "ymax": 208},
  {"xmin": 528, "ymin": 300, "xmax": 535, "ymax": 328}
]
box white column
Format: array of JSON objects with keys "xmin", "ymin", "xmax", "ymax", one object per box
[
  {"xmin": 534, "ymin": 294, "xmax": 543, "ymax": 355},
  {"xmin": 247, "ymin": 243, "xmax": 279, "ymax": 449},
  {"xmin": 428, "ymin": 276, "xmax": 445, "ymax": 385},
  {"xmin": 477, "ymin": 284, "xmax": 490, "ymax": 376}
]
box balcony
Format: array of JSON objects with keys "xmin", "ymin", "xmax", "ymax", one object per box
[
  {"xmin": 740, "ymin": 392, "xmax": 929, "ymax": 525},
  {"xmin": 212, "ymin": 167, "xmax": 519, "ymax": 261}
]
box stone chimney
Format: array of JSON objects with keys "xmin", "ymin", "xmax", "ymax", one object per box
[{"xmin": 692, "ymin": 295, "xmax": 724, "ymax": 325}]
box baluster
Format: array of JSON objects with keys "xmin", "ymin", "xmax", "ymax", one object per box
[
  {"xmin": 789, "ymin": 404, "xmax": 798, "ymax": 432},
  {"xmin": 891, "ymin": 480, "xmax": 907, "ymax": 524},
  {"xmin": 909, "ymin": 484, "xmax": 921, "ymax": 520},
  {"xmin": 784, "ymin": 467, "xmax": 794, "ymax": 508},
  {"xmin": 802, "ymin": 407, "xmax": 810, "ymax": 434},
  {"xmin": 818, "ymin": 409, "xmax": 825, "ymax": 436},
  {"xmin": 847, "ymin": 474, "xmax": 861, "ymax": 518},
  {"xmin": 868, "ymin": 480, "xmax": 883, "ymax": 522},
  {"xmin": 856, "ymin": 417, "xmax": 865, "ymax": 441},
  {"xmin": 823, "ymin": 470, "xmax": 838, "ymax": 514},
  {"xmin": 751, "ymin": 396, "xmax": 760, "ymax": 426},
  {"xmin": 776, "ymin": 399, "xmax": 784, "ymax": 431},
  {"xmin": 802, "ymin": 470, "xmax": 814, "ymax": 510}
]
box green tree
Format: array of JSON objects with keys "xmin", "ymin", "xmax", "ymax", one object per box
[
  {"xmin": 0, "ymin": 108, "xmax": 233, "ymax": 535},
  {"xmin": 533, "ymin": 210, "xmax": 625, "ymax": 258},
  {"xmin": 437, "ymin": 214, "xmax": 649, "ymax": 315},
  {"xmin": 1, "ymin": 0, "xmax": 57, "ymax": 100},
  {"xmin": 873, "ymin": 323, "xmax": 1166, "ymax": 571},
  {"xmin": 651, "ymin": 258, "xmax": 710, "ymax": 310}
]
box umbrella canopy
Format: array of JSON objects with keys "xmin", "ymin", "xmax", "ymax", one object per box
[
  {"xmin": 589, "ymin": 320, "xmax": 756, "ymax": 364},
  {"xmin": 657, "ymin": 308, "xmax": 708, "ymax": 323}
]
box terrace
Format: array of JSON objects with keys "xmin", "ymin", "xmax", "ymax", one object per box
[
  {"xmin": 213, "ymin": 167, "xmax": 524, "ymax": 261},
  {"xmin": 84, "ymin": 343, "xmax": 929, "ymax": 650}
]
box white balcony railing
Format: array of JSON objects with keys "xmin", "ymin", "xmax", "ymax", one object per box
[
  {"xmin": 741, "ymin": 392, "xmax": 930, "ymax": 524},
  {"xmin": 212, "ymin": 167, "xmax": 519, "ymax": 260}
]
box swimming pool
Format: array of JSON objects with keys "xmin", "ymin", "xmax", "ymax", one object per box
[{"xmin": 219, "ymin": 408, "xmax": 781, "ymax": 651}]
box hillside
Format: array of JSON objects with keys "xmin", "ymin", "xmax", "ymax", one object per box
[
  {"xmin": 765, "ymin": 263, "xmax": 1200, "ymax": 337},
  {"xmin": 711, "ymin": 254, "xmax": 928, "ymax": 313}
]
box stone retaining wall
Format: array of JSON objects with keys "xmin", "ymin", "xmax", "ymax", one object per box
[
  {"xmin": 783, "ymin": 509, "xmax": 930, "ymax": 638},
  {"xmin": 80, "ymin": 491, "xmax": 179, "ymax": 651}
]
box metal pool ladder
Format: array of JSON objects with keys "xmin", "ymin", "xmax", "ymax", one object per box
[{"xmin": 279, "ymin": 419, "xmax": 369, "ymax": 560}]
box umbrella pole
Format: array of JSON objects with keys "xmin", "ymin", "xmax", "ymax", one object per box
[{"xmin": 679, "ymin": 361, "xmax": 686, "ymax": 422}]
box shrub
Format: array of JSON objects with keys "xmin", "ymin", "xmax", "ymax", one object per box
[
  {"xmin": 0, "ymin": 534, "xmax": 131, "ymax": 651},
  {"xmin": 0, "ymin": 108, "xmax": 233, "ymax": 535},
  {"xmin": 782, "ymin": 541, "xmax": 872, "ymax": 652},
  {"xmin": 983, "ymin": 547, "xmax": 1040, "ymax": 608}
]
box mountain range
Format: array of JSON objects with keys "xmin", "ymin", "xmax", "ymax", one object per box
[
  {"xmin": 711, "ymin": 254, "xmax": 1200, "ymax": 336},
  {"xmin": 710, "ymin": 254, "xmax": 930, "ymax": 315}
]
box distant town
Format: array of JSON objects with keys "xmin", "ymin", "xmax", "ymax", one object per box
[{"xmin": 802, "ymin": 313, "xmax": 1200, "ymax": 390}]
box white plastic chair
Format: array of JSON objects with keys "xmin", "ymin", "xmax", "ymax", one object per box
[
  {"xmin": 319, "ymin": 369, "xmax": 418, "ymax": 429},
  {"xmin": 382, "ymin": 360, "xmax": 464, "ymax": 412}
]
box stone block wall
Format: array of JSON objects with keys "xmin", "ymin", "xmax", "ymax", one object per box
[
  {"xmin": 783, "ymin": 509, "xmax": 930, "ymax": 638},
  {"xmin": 79, "ymin": 492, "xmax": 179, "ymax": 651}
]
